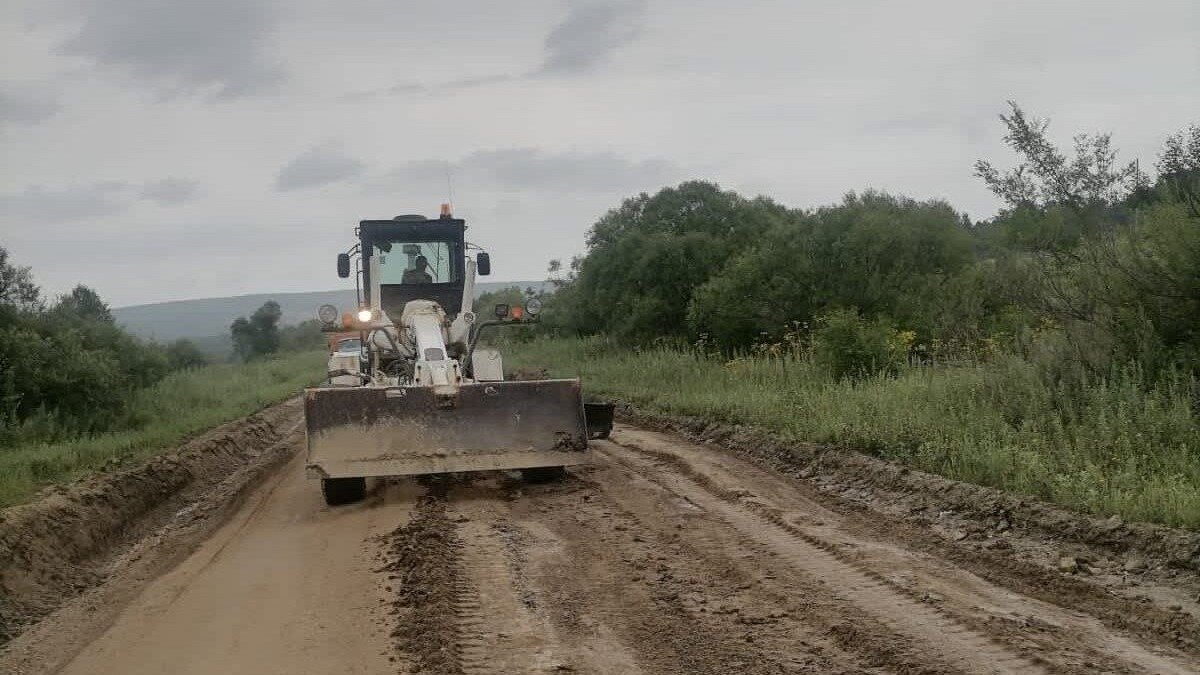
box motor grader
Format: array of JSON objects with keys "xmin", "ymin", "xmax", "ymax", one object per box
[{"xmin": 305, "ymin": 206, "xmax": 611, "ymax": 505}]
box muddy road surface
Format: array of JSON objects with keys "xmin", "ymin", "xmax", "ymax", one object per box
[{"xmin": 4, "ymin": 422, "xmax": 1198, "ymax": 674}]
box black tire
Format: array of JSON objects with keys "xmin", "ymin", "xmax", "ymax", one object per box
[
  {"xmin": 322, "ymin": 477, "xmax": 366, "ymax": 505},
  {"xmin": 521, "ymin": 466, "xmax": 566, "ymax": 483}
]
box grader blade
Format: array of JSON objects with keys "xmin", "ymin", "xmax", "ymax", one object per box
[{"xmin": 304, "ymin": 379, "xmax": 589, "ymax": 478}]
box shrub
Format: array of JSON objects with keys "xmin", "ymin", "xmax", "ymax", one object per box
[
  {"xmin": 166, "ymin": 339, "xmax": 209, "ymax": 370},
  {"xmin": 810, "ymin": 309, "xmax": 911, "ymax": 380}
]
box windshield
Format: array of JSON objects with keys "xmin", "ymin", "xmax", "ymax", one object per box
[{"xmin": 373, "ymin": 241, "xmax": 459, "ymax": 284}]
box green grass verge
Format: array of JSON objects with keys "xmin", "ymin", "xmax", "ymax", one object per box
[
  {"xmin": 506, "ymin": 337, "xmax": 1200, "ymax": 529},
  {"xmin": 0, "ymin": 350, "xmax": 324, "ymax": 507}
]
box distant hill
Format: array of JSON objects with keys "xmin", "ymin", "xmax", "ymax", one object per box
[{"xmin": 112, "ymin": 282, "xmax": 547, "ymax": 344}]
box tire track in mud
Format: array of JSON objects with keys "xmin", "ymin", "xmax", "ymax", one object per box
[
  {"xmin": 450, "ymin": 539, "xmax": 497, "ymax": 675},
  {"xmin": 857, "ymin": 512, "xmax": 1200, "ymax": 657},
  {"xmin": 448, "ymin": 491, "xmax": 572, "ymax": 674},
  {"xmin": 571, "ymin": 475, "xmax": 951, "ymax": 673},
  {"xmin": 623, "ymin": 417, "xmax": 1200, "ymax": 658},
  {"xmin": 568, "ymin": 462, "xmax": 970, "ymax": 674},
  {"xmin": 446, "ymin": 477, "xmax": 785, "ymax": 674},
  {"xmin": 607, "ymin": 427, "xmax": 1200, "ymax": 674},
  {"xmin": 597, "ymin": 441, "xmax": 1047, "ymax": 675},
  {"xmin": 510, "ymin": 476, "xmax": 807, "ymax": 674}
]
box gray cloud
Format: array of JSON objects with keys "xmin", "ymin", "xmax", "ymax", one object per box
[
  {"xmin": 368, "ymin": 0, "xmax": 647, "ymax": 96},
  {"xmin": 385, "ymin": 148, "xmax": 681, "ymax": 194},
  {"xmin": 139, "ymin": 178, "xmax": 200, "ymax": 205},
  {"xmin": 0, "ymin": 182, "xmax": 129, "ymax": 222},
  {"xmin": 58, "ymin": 0, "xmax": 283, "ymax": 98},
  {"xmin": 379, "ymin": 73, "xmax": 517, "ymax": 96},
  {"xmin": 275, "ymin": 144, "xmax": 366, "ymax": 191},
  {"xmin": 1, "ymin": 177, "xmax": 203, "ymax": 221},
  {"xmin": 862, "ymin": 107, "xmax": 995, "ymax": 146},
  {"xmin": 0, "ymin": 84, "xmax": 61, "ymax": 126},
  {"xmin": 541, "ymin": 0, "xmax": 646, "ymax": 74}
]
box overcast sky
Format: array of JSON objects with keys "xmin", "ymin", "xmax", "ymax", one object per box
[{"xmin": 2, "ymin": 0, "xmax": 1197, "ymax": 307}]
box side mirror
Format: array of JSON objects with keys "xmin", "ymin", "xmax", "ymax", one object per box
[
  {"xmin": 476, "ymin": 252, "xmax": 491, "ymax": 276},
  {"xmin": 337, "ymin": 253, "xmax": 350, "ymax": 278}
]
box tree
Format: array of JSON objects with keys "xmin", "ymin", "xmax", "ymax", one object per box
[
  {"xmin": 561, "ymin": 181, "xmax": 788, "ymax": 341},
  {"xmin": 279, "ymin": 319, "xmax": 324, "ymax": 352},
  {"xmin": 474, "ymin": 286, "xmax": 529, "ymax": 316},
  {"xmin": 974, "ymin": 101, "xmax": 1144, "ymax": 211},
  {"xmin": 973, "ymin": 115, "xmax": 1200, "ymax": 376},
  {"xmin": 230, "ymin": 301, "xmax": 283, "ymax": 360},
  {"xmin": 165, "ymin": 339, "xmax": 209, "ymax": 370},
  {"xmin": 1157, "ymin": 124, "xmax": 1200, "ymax": 177},
  {"xmin": 0, "ymin": 246, "xmax": 40, "ymax": 311},
  {"xmin": 688, "ymin": 191, "xmax": 975, "ymax": 348},
  {"xmin": 1155, "ymin": 123, "xmax": 1200, "ymax": 216},
  {"xmin": 53, "ymin": 285, "xmax": 113, "ymax": 323},
  {"xmin": 1, "ymin": 278, "xmax": 170, "ymax": 440},
  {"xmin": 231, "ymin": 317, "xmax": 255, "ymax": 360},
  {"xmin": 250, "ymin": 301, "xmax": 282, "ymax": 354}
]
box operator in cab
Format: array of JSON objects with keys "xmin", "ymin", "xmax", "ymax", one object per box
[{"xmin": 402, "ymin": 255, "xmax": 433, "ymax": 284}]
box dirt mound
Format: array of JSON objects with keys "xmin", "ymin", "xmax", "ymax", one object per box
[
  {"xmin": 377, "ymin": 481, "xmax": 465, "ymax": 675},
  {"xmin": 0, "ymin": 398, "xmax": 302, "ymax": 644}
]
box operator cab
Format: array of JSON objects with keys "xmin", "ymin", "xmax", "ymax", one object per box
[{"xmin": 337, "ymin": 210, "xmax": 490, "ymax": 319}]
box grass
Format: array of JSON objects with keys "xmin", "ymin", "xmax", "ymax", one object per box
[
  {"xmin": 506, "ymin": 336, "xmax": 1200, "ymax": 529},
  {"xmin": 0, "ymin": 350, "xmax": 324, "ymax": 507}
]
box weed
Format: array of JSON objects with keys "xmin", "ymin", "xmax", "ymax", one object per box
[{"xmin": 507, "ymin": 337, "xmax": 1200, "ymax": 528}]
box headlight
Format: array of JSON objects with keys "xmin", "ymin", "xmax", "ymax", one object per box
[
  {"xmin": 317, "ymin": 304, "xmax": 339, "ymax": 324},
  {"xmin": 525, "ymin": 298, "xmax": 542, "ymax": 316},
  {"xmin": 357, "ymin": 308, "xmax": 374, "ymax": 322}
]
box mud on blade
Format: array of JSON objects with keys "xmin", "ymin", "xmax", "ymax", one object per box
[{"xmin": 304, "ymin": 379, "xmax": 589, "ymax": 478}]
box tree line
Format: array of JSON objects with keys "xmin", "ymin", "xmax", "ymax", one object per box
[
  {"xmin": 0, "ymin": 253, "xmax": 325, "ymax": 448},
  {"xmin": 0, "ymin": 260, "xmax": 209, "ymax": 445},
  {"xmin": 542, "ymin": 103, "xmax": 1200, "ymax": 382},
  {"xmin": 230, "ymin": 301, "xmax": 324, "ymax": 360}
]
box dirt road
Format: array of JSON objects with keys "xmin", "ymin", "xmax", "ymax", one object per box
[{"xmin": 14, "ymin": 423, "xmax": 1200, "ymax": 674}]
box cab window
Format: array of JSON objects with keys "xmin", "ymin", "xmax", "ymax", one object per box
[{"xmin": 373, "ymin": 241, "xmax": 458, "ymax": 284}]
